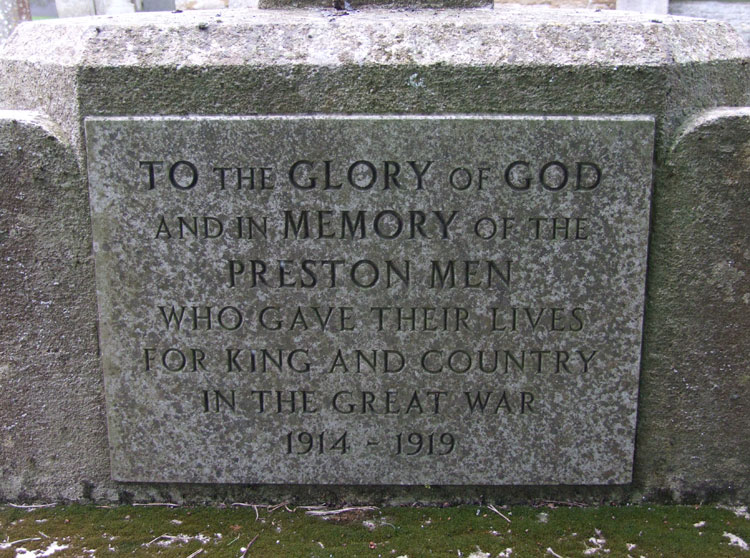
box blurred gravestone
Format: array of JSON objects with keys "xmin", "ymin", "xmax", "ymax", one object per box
[
  {"xmin": 53, "ymin": 0, "xmax": 93, "ymax": 16},
  {"xmin": 670, "ymin": 1, "xmax": 750, "ymax": 44},
  {"xmin": 616, "ymin": 0, "xmax": 667, "ymax": 13},
  {"xmin": 141, "ymin": 0, "xmax": 173, "ymax": 11},
  {"xmin": 29, "ymin": 0, "xmax": 57, "ymax": 17}
]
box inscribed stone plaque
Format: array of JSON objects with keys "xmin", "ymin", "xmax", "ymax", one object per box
[{"xmin": 85, "ymin": 115, "xmax": 653, "ymax": 485}]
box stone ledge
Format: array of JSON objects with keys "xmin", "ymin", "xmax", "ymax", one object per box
[{"xmin": 2, "ymin": 8, "xmax": 746, "ymax": 68}]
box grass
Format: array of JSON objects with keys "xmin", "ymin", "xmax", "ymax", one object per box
[{"xmin": 0, "ymin": 503, "xmax": 748, "ymax": 557}]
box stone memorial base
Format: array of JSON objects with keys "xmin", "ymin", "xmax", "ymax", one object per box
[{"xmin": 0, "ymin": 7, "xmax": 749, "ymax": 504}]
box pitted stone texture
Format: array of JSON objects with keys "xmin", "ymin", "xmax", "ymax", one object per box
[
  {"xmin": 636, "ymin": 108, "xmax": 750, "ymax": 502},
  {"xmin": 86, "ymin": 115, "xmax": 653, "ymax": 485},
  {"xmin": 3, "ymin": 9, "xmax": 744, "ymax": 67},
  {"xmin": 0, "ymin": 9, "xmax": 748, "ymax": 502},
  {"xmin": 1, "ymin": 9, "xmax": 747, "ymax": 159},
  {"xmin": 0, "ymin": 111, "xmax": 107, "ymax": 501}
]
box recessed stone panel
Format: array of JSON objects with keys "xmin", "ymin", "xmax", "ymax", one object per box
[{"xmin": 85, "ymin": 115, "xmax": 653, "ymax": 485}]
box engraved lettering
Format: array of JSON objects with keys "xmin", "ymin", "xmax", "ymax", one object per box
[
  {"xmin": 463, "ymin": 391, "xmax": 536, "ymax": 414},
  {"xmin": 169, "ymin": 160, "xmax": 198, "ymax": 190},
  {"xmin": 202, "ymin": 389, "xmax": 235, "ymax": 412},
  {"xmin": 88, "ymin": 116, "xmax": 651, "ymax": 485},
  {"xmin": 288, "ymin": 160, "xmax": 434, "ymax": 190},
  {"xmin": 430, "ymin": 260, "xmax": 511, "ymax": 288},
  {"xmin": 140, "ymin": 160, "xmax": 163, "ymax": 189}
]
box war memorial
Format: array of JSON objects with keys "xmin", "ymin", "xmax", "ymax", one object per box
[{"xmin": 0, "ymin": 0, "xmax": 748, "ymax": 504}]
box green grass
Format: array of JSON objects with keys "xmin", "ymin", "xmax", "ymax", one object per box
[{"xmin": 0, "ymin": 503, "xmax": 748, "ymax": 557}]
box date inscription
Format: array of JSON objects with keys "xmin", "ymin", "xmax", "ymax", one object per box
[
  {"xmin": 86, "ymin": 115, "xmax": 653, "ymax": 485},
  {"xmin": 284, "ymin": 431, "xmax": 456, "ymax": 456}
]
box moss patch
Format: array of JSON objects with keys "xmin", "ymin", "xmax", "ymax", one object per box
[{"xmin": 0, "ymin": 503, "xmax": 748, "ymax": 557}]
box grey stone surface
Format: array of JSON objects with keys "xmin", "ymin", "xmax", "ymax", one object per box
[
  {"xmin": 0, "ymin": 111, "xmax": 108, "ymax": 501},
  {"xmin": 635, "ymin": 107, "xmax": 750, "ymax": 501},
  {"xmin": 86, "ymin": 115, "xmax": 653, "ymax": 485},
  {"xmin": 0, "ymin": 9, "xmax": 748, "ymax": 502},
  {"xmin": 1, "ymin": 9, "xmax": 747, "ymax": 156}
]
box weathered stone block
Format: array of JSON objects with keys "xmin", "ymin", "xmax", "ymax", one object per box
[
  {"xmin": 86, "ymin": 115, "xmax": 653, "ymax": 485},
  {"xmin": 0, "ymin": 111, "xmax": 107, "ymax": 501},
  {"xmin": 636, "ymin": 108, "xmax": 750, "ymax": 501},
  {"xmin": 0, "ymin": 9, "xmax": 748, "ymax": 502}
]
